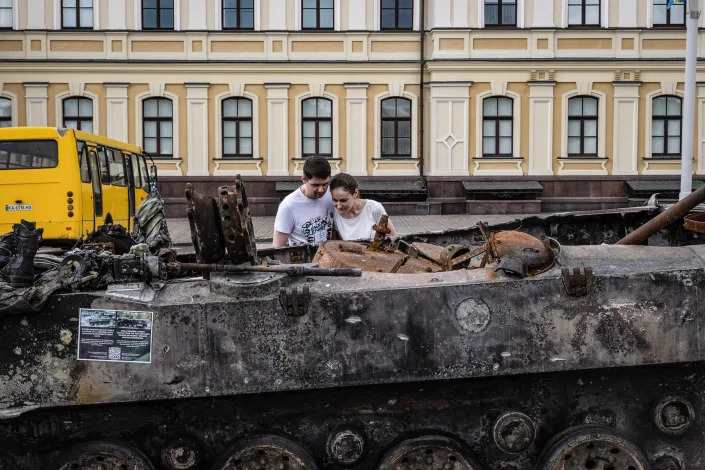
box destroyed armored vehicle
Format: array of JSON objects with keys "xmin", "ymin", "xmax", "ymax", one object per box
[{"xmin": 2, "ymin": 177, "xmax": 705, "ymax": 470}]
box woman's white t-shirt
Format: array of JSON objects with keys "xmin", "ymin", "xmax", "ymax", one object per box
[{"xmin": 334, "ymin": 199, "xmax": 388, "ymax": 240}]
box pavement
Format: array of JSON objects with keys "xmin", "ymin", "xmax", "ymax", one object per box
[{"xmin": 167, "ymin": 214, "xmax": 530, "ymax": 248}]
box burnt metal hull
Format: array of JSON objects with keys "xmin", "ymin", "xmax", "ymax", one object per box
[{"xmin": 1, "ymin": 243, "xmax": 705, "ymax": 468}]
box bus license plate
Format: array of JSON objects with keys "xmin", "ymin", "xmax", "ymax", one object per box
[{"xmin": 5, "ymin": 204, "xmax": 32, "ymax": 211}]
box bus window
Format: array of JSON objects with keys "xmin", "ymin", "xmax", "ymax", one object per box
[
  {"xmin": 88, "ymin": 149, "xmax": 103, "ymax": 217},
  {"xmin": 124, "ymin": 153, "xmax": 136, "ymax": 217},
  {"xmin": 78, "ymin": 143, "xmax": 90, "ymax": 183},
  {"xmin": 138, "ymin": 155, "xmax": 150, "ymax": 191},
  {"xmin": 97, "ymin": 146, "xmax": 110, "ymax": 185},
  {"xmin": 0, "ymin": 140, "xmax": 58, "ymax": 169},
  {"xmin": 107, "ymin": 149, "xmax": 126, "ymax": 186},
  {"xmin": 131, "ymin": 154, "xmax": 142, "ymax": 191}
]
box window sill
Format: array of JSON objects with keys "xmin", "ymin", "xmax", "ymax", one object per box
[
  {"xmin": 558, "ymin": 156, "xmax": 608, "ymax": 160},
  {"xmin": 472, "ymin": 156, "xmax": 523, "ymax": 160},
  {"xmin": 372, "ymin": 157, "xmax": 418, "ymax": 161},
  {"xmin": 293, "ymin": 157, "xmax": 342, "ymax": 162},
  {"xmin": 150, "ymin": 156, "xmax": 182, "ymax": 161},
  {"xmin": 214, "ymin": 157, "xmax": 263, "ymax": 161},
  {"xmin": 646, "ymin": 156, "xmax": 689, "ymax": 161}
]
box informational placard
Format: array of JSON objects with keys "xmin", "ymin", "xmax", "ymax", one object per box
[{"xmin": 78, "ymin": 308, "xmax": 153, "ymax": 363}]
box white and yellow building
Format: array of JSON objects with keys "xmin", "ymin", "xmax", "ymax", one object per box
[{"xmin": 1, "ymin": 0, "xmax": 704, "ymax": 214}]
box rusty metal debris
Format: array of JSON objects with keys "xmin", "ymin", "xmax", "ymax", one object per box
[{"xmin": 314, "ymin": 223, "xmax": 557, "ymax": 277}]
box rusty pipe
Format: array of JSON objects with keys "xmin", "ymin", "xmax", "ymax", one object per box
[{"xmin": 616, "ymin": 184, "xmax": 705, "ymax": 245}]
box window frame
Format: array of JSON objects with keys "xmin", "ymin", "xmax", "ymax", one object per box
[
  {"xmin": 380, "ymin": 97, "xmax": 412, "ymax": 159},
  {"xmin": 0, "ymin": 97, "xmax": 11, "ymax": 128},
  {"xmin": 301, "ymin": 97, "xmax": 333, "ymax": 158},
  {"xmin": 653, "ymin": 0, "xmax": 686, "ymax": 27},
  {"xmin": 301, "ymin": 0, "xmax": 334, "ymax": 30},
  {"xmin": 567, "ymin": 0, "xmax": 601, "ymax": 27},
  {"xmin": 62, "ymin": 96, "xmax": 94, "ymax": 132},
  {"xmin": 142, "ymin": 0, "xmax": 175, "ymax": 30},
  {"xmin": 221, "ymin": 97, "xmax": 254, "ymax": 158},
  {"xmin": 651, "ymin": 95, "xmax": 682, "ymax": 158},
  {"xmin": 380, "ymin": 0, "xmax": 414, "ymax": 30},
  {"xmin": 61, "ymin": 0, "xmax": 93, "ymax": 29},
  {"xmin": 482, "ymin": 96, "xmax": 514, "ymax": 157},
  {"xmin": 567, "ymin": 96, "xmax": 599, "ymax": 158},
  {"xmin": 484, "ymin": 0, "xmax": 517, "ymax": 27},
  {"xmin": 0, "ymin": 0, "xmax": 13, "ymax": 30},
  {"xmin": 222, "ymin": 0, "xmax": 255, "ymax": 30},
  {"xmin": 142, "ymin": 97, "xmax": 174, "ymax": 158}
]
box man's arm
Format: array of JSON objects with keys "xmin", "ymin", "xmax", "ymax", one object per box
[{"xmin": 273, "ymin": 230, "xmax": 290, "ymax": 248}]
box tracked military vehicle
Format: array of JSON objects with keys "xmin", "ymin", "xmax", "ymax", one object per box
[{"xmin": 2, "ymin": 177, "xmax": 705, "ymax": 470}]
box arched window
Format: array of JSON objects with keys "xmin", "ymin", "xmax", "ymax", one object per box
[
  {"xmin": 568, "ymin": 0, "xmax": 600, "ymax": 26},
  {"xmin": 63, "ymin": 97, "xmax": 93, "ymax": 132},
  {"xmin": 482, "ymin": 96, "xmax": 513, "ymax": 157},
  {"xmin": 222, "ymin": 97, "xmax": 253, "ymax": 157},
  {"xmin": 143, "ymin": 0, "xmax": 174, "ymax": 30},
  {"xmin": 302, "ymin": 0, "xmax": 334, "ymax": 29},
  {"xmin": 381, "ymin": 0, "xmax": 413, "ymax": 30},
  {"xmin": 381, "ymin": 97, "xmax": 411, "ymax": 158},
  {"xmin": 223, "ymin": 0, "xmax": 254, "ymax": 29},
  {"xmin": 485, "ymin": 0, "xmax": 516, "ymax": 26},
  {"xmin": 143, "ymin": 98, "xmax": 173, "ymax": 156},
  {"xmin": 302, "ymin": 97, "xmax": 332, "ymax": 157},
  {"xmin": 62, "ymin": 0, "xmax": 93, "ymax": 28},
  {"xmin": 567, "ymin": 96, "xmax": 598, "ymax": 157},
  {"xmin": 0, "ymin": 98, "xmax": 11, "ymax": 128},
  {"xmin": 654, "ymin": 0, "xmax": 685, "ymax": 27},
  {"xmin": 652, "ymin": 96, "xmax": 682, "ymax": 157}
]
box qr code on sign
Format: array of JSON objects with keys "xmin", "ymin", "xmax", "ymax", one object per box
[{"xmin": 108, "ymin": 347, "xmax": 122, "ymax": 360}]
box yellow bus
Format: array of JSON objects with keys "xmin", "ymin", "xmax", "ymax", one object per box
[{"xmin": 0, "ymin": 127, "xmax": 155, "ymax": 242}]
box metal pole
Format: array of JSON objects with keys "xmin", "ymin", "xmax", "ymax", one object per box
[{"xmin": 680, "ymin": 0, "xmax": 700, "ymax": 200}]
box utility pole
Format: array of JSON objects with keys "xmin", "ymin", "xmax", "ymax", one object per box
[{"xmin": 681, "ymin": 0, "xmax": 700, "ymax": 200}]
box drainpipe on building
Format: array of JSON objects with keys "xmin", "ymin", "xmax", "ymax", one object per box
[
  {"xmin": 680, "ymin": 0, "xmax": 700, "ymax": 200},
  {"xmin": 418, "ymin": 0, "xmax": 426, "ymax": 178}
]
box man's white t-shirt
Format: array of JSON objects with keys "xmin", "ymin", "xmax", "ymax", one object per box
[
  {"xmin": 333, "ymin": 199, "xmax": 388, "ymax": 240},
  {"xmin": 274, "ymin": 187, "xmax": 334, "ymax": 245}
]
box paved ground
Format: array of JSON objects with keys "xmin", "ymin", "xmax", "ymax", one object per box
[{"xmin": 167, "ymin": 214, "xmax": 530, "ymax": 247}]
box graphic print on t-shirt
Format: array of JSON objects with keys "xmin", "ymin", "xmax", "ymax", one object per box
[{"xmin": 301, "ymin": 212, "xmax": 333, "ymax": 244}]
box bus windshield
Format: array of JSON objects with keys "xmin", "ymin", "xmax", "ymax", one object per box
[{"xmin": 0, "ymin": 140, "xmax": 58, "ymax": 170}]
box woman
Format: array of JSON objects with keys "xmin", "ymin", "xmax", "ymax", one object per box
[{"xmin": 330, "ymin": 173, "xmax": 397, "ymax": 240}]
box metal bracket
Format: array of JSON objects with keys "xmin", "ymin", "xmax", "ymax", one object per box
[
  {"xmin": 562, "ymin": 267, "xmax": 593, "ymax": 297},
  {"xmin": 279, "ymin": 285, "xmax": 311, "ymax": 316}
]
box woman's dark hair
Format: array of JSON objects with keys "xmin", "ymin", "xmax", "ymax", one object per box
[{"xmin": 330, "ymin": 173, "xmax": 359, "ymax": 195}]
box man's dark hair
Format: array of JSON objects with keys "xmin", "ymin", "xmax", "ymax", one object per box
[
  {"xmin": 303, "ymin": 156, "xmax": 331, "ymax": 180},
  {"xmin": 330, "ymin": 173, "xmax": 358, "ymax": 195}
]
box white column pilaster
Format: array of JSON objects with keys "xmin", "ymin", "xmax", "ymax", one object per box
[
  {"xmin": 344, "ymin": 83, "xmax": 369, "ymax": 176},
  {"xmin": 618, "ymin": 0, "xmax": 638, "ymax": 27},
  {"xmin": 105, "ymin": 83, "xmax": 129, "ymax": 143},
  {"xmin": 431, "ymin": 0, "xmax": 451, "ymax": 27},
  {"xmin": 27, "ymin": 0, "xmax": 46, "ymax": 29},
  {"xmin": 612, "ymin": 83, "xmax": 640, "ymax": 175},
  {"xmin": 185, "ymin": 83, "xmax": 210, "ymax": 176},
  {"xmin": 24, "ymin": 82, "xmax": 48, "ymax": 126},
  {"xmin": 107, "ymin": 0, "xmax": 127, "ymax": 29},
  {"xmin": 532, "ymin": 0, "xmax": 555, "ymax": 27},
  {"xmin": 528, "ymin": 82, "xmax": 555, "ymax": 175},
  {"xmin": 427, "ymin": 82, "xmax": 471, "ymax": 176},
  {"xmin": 187, "ymin": 0, "xmax": 207, "ymax": 29},
  {"xmin": 266, "ymin": 83, "xmax": 290, "ymax": 176},
  {"xmin": 348, "ymin": 0, "xmax": 367, "ymax": 29},
  {"xmin": 269, "ymin": 0, "xmax": 287, "ymax": 30}
]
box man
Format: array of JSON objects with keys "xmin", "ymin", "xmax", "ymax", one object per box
[{"xmin": 273, "ymin": 156, "xmax": 334, "ymax": 247}]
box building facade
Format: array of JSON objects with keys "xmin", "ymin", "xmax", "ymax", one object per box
[{"xmin": 1, "ymin": 0, "xmax": 704, "ymax": 215}]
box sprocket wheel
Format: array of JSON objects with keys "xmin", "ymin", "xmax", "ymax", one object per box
[
  {"xmin": 49, "ymin": 441, "xmax": 155, "ymax": 470},
  {"xmin": 211, "ymin": 435, "xmax": 318, "ymax": 470},
  {"xmin": 536, "ymin": 425, "xmax": 649, "ymax": 470},
  {"xmin": 377, "ymin": 435, "xmax": 483, "ymax": 470}
]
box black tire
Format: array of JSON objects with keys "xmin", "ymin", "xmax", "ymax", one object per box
[
  {"xmin": 210, "ymin": 435, "xmax": 318, "ymax": 470},
  {"xmin": 48, "ymin": 440, "xmax": 155, "ymax": 470}
]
